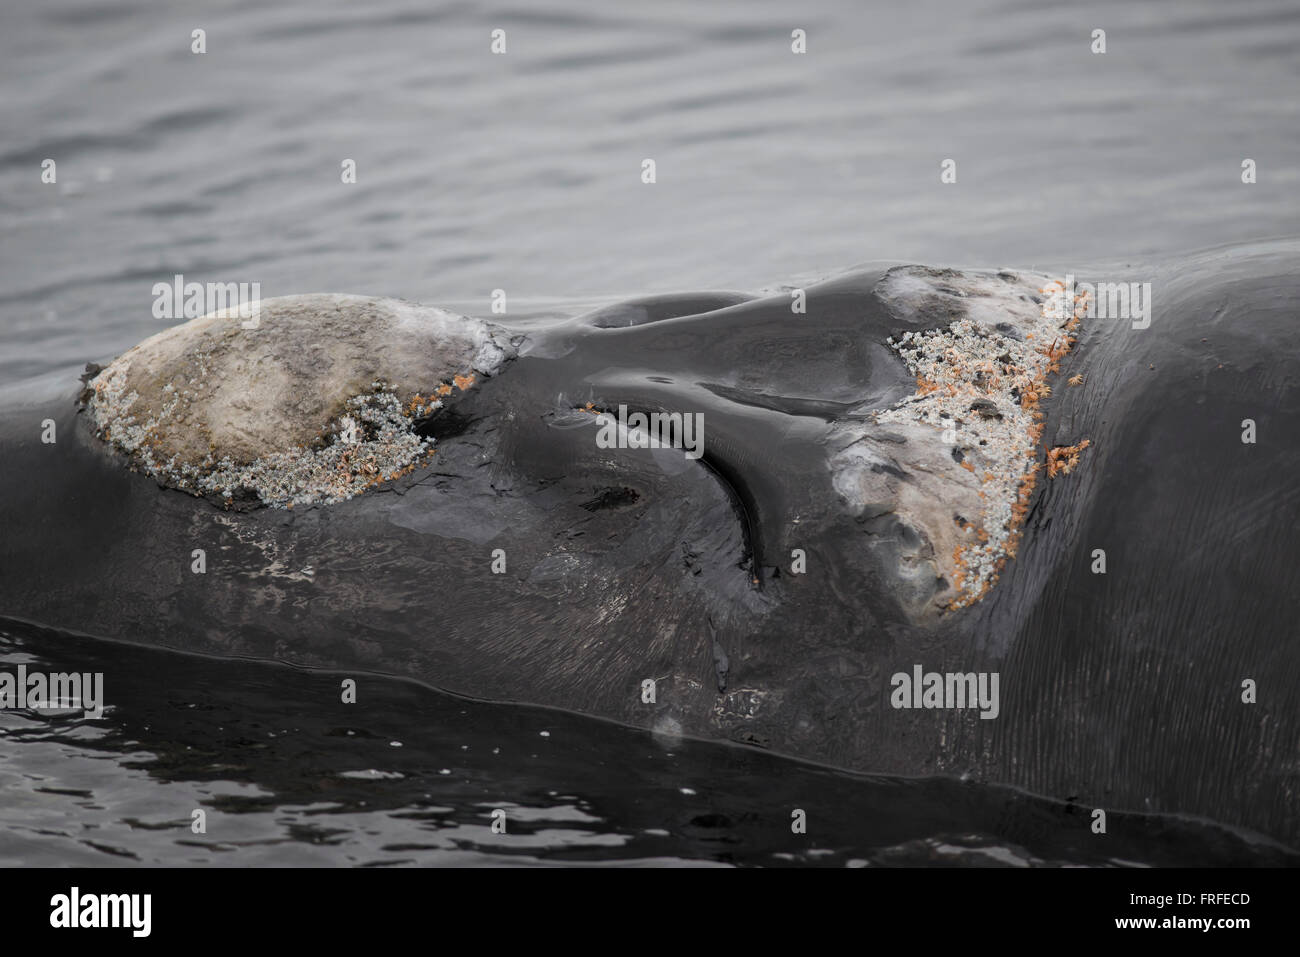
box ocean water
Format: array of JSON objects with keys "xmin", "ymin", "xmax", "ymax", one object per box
[
  {"xmin": 4, "ymin": 621, "xmax": 1295, "ymax": 867},
  {"xmin": 1, "ymin": 0, "xmax": 1298, "ymax": 866}
]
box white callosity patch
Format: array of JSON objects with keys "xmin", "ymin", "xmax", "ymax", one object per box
[
  {"xmin": 833, "ymin": 267, "xmax": 1085, "ymax": 612},
  {"xmin": 86, "ymin": 294, "xmax": 514, "ymax": 508}
]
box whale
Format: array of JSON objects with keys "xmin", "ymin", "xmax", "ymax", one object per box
[{"xmin": 1, "ymin": 238, "xmax": 1297, "ymax": 846}]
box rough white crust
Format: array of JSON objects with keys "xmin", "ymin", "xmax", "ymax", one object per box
[
  {"xmin": 85, "ymin": 294, "xmax": 514, "ymax": 507},
  {"xmin": 834, "ymin": 267, "xmax": 1087, "ymax": 611}
]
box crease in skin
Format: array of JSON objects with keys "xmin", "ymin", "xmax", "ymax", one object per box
[{"xmin": 832, "ymin": 267, "xmax": 1092, "ymax": 612}]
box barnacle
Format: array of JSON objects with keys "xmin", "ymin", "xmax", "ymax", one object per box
[
  {"xmin": 1046, "ymin": 439, "xmax": 1091, "ymax": 478},
  {"xmin": 877, "ymin": 273, "xmax": 1091, "ymax": 609},
  {"xmin": 87, "ymin": 370, "xmax": 485, "ymax": 509}
]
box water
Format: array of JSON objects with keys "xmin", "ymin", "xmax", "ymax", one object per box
[
  {"xmin": 4, "ymin": 623, "xmax": 1293, "ymax": 866},
  {"xmin": 2, "ymin": 0, "xmax": 1298, "ymax": 865},
  {"xmin": 5, "ymin": 0, "xmax": 1300, "ymax": 383}
]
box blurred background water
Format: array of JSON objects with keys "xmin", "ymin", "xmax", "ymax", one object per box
[
  {"xmin": 1, "ymin": 0, "xmax": 1297, "ymax": 865},
  {"xmin": 3, "ymin": 0, "xmax": 1299, "ymax": 382}
]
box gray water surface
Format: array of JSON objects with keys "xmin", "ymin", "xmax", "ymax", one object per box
[{"xmin": 3, "ymin": 0, "xmax": 1298, "ymax": 382}]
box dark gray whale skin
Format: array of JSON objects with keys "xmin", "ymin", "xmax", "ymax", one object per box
[{"xmin": 2, "ymin": 239, "xmax": 1297, "ymax": 847}]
